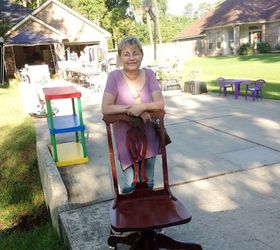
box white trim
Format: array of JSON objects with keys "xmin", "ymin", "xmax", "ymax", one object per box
[
  {"xmin": 5, "ymin": 42, "xmax": 58, "ymax": 47},
  {"xmin": 265, "ymin": 19, "xmax": 280, "ymax": 24},
  {"xmin": 29, "ymin": 16, "xmax": 67, "ymax": 37},
  {"xmin": 6, "ymin": 15, "xmax": 67, "ymax": 41},
  {"xmin": 204, "ymin": 20, "xmax": 267, "ymax": 31},
  {"xmin": 31, "ymin": 0, "xmax": 54, "ymax": 16},
  {"xmin": 6, "ymin": 15, "xmax": 32, "ymax": 36},
  {"xmin": 174, "ymin": 34, "xmax": 205, "ymax": 41}
]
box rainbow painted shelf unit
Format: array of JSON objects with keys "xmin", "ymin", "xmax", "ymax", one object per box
[{"xmin": 43, "ymin": 86, "xmax": 89, "ymax": 167}]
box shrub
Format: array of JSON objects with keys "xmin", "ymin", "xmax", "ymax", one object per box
[
  {"xmin": 238, "ymin": 43, "xmax": 254, "ymax": 55},
  {"xmin": 257, "ymin": 42, "xmax": 271, "ymax": 53},
  {"xmin": 274, "ymin": 44, "xmax": 280, "ymax": 50}
]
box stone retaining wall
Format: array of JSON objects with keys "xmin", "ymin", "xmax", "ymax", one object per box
[{"xmin": 36, "ymin": 142, "xmax": 68, "ymax": 236}]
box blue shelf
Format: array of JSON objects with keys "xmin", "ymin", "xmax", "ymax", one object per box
[{"xmin": 48, "ymin": 114, "xmax": 85, "ymax": 134}]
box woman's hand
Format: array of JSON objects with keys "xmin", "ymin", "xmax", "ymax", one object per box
[
  {"xmin": 126, "ymin": 103, "xmax": 145, "ymax": 117},
  {"xmin": 140, "ymin": 111, "xmax": 151, "ymax": 123}
]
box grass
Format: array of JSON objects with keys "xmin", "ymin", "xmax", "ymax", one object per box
[
  {"xmin": 0, "ymin": 221, "xmax": 63, "ymax": 250},
  {"xmin": 181, "ymin": 53, "xmax": 280, "ymax": 100},
  {"xmin": 0, "ymin": 80, "xmax": 65, "ymax": 249}
]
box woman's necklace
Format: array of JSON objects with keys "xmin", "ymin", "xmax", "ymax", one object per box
[
  {"xmin": 122, "ymin": 70, "xmax": 143, "ymax": 102},
  {"xmin": 123, "ymin": 70, "xmax": 141, "ymax": 82}
]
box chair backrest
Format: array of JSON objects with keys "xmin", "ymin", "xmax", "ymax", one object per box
[
  {"xmin": 254, "ymin": 79, "xmax": 266, "ymax": 90},
  {"xmin": 103, "ymin": 110, "xmax": 170, "ymax": 198},
  {"xmin": 217, "ymin": 77, "xmax": 226, "ymax": 86}
]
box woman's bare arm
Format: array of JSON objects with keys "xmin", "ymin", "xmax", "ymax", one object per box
[
  {"xmin": 127, "ymin": 90, "xmax": 164, "ymax": 117},
  {"xmin": 101, "ymin": 92, "xmax": 130, "ymax": 115}
]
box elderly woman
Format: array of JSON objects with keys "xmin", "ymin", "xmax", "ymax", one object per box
[{"xmin": 102, "ymin": 36, "xmax": 164, "ymax": 193}]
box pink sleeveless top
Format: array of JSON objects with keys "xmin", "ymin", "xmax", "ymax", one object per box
[{"xmin": 104, "ymin": 68, "xmax": 161, "ymax": 170}]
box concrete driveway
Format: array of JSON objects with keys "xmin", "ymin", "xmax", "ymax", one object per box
[{"xmin": 35, "ymin": 87, "xmax": 280, "ymax": 250}]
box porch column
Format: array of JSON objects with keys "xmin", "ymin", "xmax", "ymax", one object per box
[
  {"xmin": 233, "ymin": 25, "xmax": 240, "ymax": 55},
  {"xmin": 261, "ymin": 23, "xmax": 266, "ymax": 42},
  {"xmin": 100, "ymin": 38, "xmax": 109, "ymax": 60}
]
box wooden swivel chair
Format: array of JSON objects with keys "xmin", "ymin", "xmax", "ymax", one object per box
[{"xmin": 103, "ymin": 110, "xmax": 202, "ymax": 250}]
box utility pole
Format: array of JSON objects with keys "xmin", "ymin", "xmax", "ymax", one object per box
[
  {"xmin": 146, "ymin": 12, "xmax": 153, "ymax": 46},
  {"xmin": 154, "ymin": 0, "xmax": 162, "ymax": 44},
  {"xmin": 143, "ymin": 0, "xmax": 157, "ymax": 61}
]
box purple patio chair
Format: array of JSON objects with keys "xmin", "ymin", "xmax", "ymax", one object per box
[
  {"xmin": 245, "ymin": 79, "xmax": 266, "ymax": 101},
  {"xmin": 217, "ymin": 77, "xmax": 233, "ymax": 96}
]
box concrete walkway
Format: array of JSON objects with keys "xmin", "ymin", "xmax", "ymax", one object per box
[{"xmin": 35, "ymin": 87, "xmax": 280, "ymax": 250}]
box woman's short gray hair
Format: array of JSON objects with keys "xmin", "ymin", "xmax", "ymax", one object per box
[{"xmin": 118, "ymin": 36, "xmax": 143, "ymax": 56}]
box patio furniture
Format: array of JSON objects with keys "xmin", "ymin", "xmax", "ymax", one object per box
[
  {"xmin": 217, "ymin": 77, "xmax": 233, "ymax": 96},
  {"xmin": 245, "ymin": 79, "xmax": 266, "ymax": 101},
  {"xmin": 103, "ymin": 111, "xmax": 202, "ymax": 250},
  {"xmin": 160, "ymin": 79, "xmax": 181, "ymax": 91},
  {"xmin": 43, "ymin": 86, "xmax": 89, "ymax": 167}
]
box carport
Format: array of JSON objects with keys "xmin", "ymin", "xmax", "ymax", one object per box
[{"xmin": 4, "ymin": 30, "xmax": 59, "ymax": 75}]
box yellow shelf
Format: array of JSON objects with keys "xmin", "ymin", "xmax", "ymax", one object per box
[{"xmin": 49, "ymin": 142, "xmax": 89, "ymax": 167}]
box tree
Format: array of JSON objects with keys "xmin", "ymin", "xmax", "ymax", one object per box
[
  {"xmin": 101, "ymin": 0, "xmax": 130, "ymax": 48},
  {"xmin": 78, "ymin": 0, "xmax": 107, "ymax": 23},
  {"xmin": 193, "ymin": 1, "xmax": 212, "ymax": 19},
  {"xmin": 0, "ymin": 16, "xmax": 13, "ymax": 38},
  {"xmin": 184, "ymin": 2, "xmax": 194, "ymax": 20},
  {"xmin": 159, "ymin": 15, "xmax": 189, "ymax": 42},
  {"xmin": 13, "ymin": 0, "xmax": 44, "ymax": 9},
  {"xmin": 215, "ymin": 0, "xmax": 225, "ymax": 6},
  {"xmin": 129, "ymin": 0, "xmax": 143, "ymax": 23},
  {"xmin": 157, "ymin": 0, "xmax": 167, "ymax": 15}
]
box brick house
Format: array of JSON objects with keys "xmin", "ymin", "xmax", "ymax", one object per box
[
  {"xmin": 2, "ymin": 0, "xmax": 111, "ymax": 76},
  {"xmin": 173, "ymin": 0, "xmax": 280, "ymax": 56}
]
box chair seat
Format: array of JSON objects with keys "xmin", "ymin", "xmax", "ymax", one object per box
[
  {"xmin": 110, "ymin": 189, "xmax": 192, "ymax": 232},
  {"xmin": 245, "ymin": 79, "xmax": 265, "ymax": 101}
]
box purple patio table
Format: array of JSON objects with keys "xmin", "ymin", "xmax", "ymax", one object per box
[{"xmin": 225, "ymin": 79, "xmax": 251, "ymax": 99}]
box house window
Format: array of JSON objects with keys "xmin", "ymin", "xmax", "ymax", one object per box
[
  {"xmin": 208, "ymin": 32, "xmax": 213, "ymax": 50},
  {"xmin": 216, "ymin": 31, "xmax": 222, "ymax": 49},
  {"xmin": 228, "ymin": 30, "xmax": 234, "ymax": 51}
]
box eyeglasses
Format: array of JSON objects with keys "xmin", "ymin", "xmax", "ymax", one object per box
[{"xmin": 121, "ymin": 52, "xmax": 142, "ymax": 59}]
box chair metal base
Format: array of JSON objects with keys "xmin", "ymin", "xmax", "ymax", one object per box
[{"xmin": 108, "ymin": 229, "xmax": 202, "ymax": 250}]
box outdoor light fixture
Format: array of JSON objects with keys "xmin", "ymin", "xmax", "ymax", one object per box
[{"xmin": 142, "ymin": 0, "xmax": 157, "ymax": 60}]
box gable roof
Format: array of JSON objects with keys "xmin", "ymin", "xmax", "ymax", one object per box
[
  {"xmin": 174, "ymin": 0, "xmax": 280, "ymax": 41},
  {"xmin": 32, "ymin": 0, "xmax": 111, "ymax": 38},
  {"xmin": 6, "ymin": 14, "xmax": 67, "ymax": 38},
  {"xmin": 6, "ymin": 30, "xmax": 59, "ymax": 46},
  {"xmin": 0, "ymin": 0, "xmax": 32, "ymax": 24},
  {"xmin": 5, "ymin": 0, "xmax": 111, "ymax": 41},
  {"xmin": 175, "ymin": 10, "xmax": 214, "ymax": 40}
]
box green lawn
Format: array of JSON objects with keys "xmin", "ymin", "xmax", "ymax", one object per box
[
  {"xmin": 0, "ymin": 81, "xmax": 65, "ymax": 249},
  {"xmin": 182, "ymin": 53, "xmax": 280, "ymax": 100}
]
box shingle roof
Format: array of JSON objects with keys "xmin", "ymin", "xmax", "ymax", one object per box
[
  {"xmin": 174, "ymin": 0, "xmax": 280, "ymax": 40},
  {"xmin": 6, "ymin": 30, "xmax": 59, "ymax": 46},
  {"xmin": 0, "ymin": 0, "xmax": 32, "ymax": 24}
]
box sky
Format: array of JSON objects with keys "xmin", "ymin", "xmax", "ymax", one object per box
[{"xmin": 167, "ymin": 0, "xmax": 217, "ymax": 16}]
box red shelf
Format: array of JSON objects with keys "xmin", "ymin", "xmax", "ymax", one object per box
[{"xmin": 43, "ymin": 86, "xmax": 81, "ymax": 100}]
